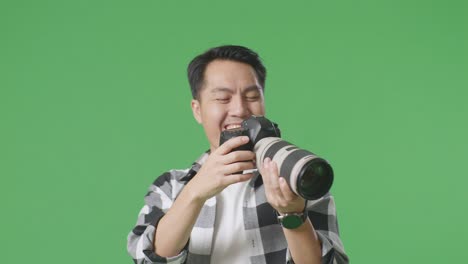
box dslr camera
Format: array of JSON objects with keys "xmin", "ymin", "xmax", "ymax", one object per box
[{"xmin": 220, "ymin": 115, "xmax": 333, "ymax": 200}]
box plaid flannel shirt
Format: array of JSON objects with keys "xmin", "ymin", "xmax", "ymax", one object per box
[{"xmin": 127, "ymin": 152, "xmax": 349, "ymax": 264}]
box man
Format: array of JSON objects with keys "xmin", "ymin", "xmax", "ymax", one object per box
[{"xmin": 127, "ymin": 45, "xmax": 348, "ymax": 264}]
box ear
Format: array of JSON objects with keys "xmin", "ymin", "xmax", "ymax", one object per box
[{"xmin": 191, "ymin": 99, "xmax": 202, "ymax": 124}]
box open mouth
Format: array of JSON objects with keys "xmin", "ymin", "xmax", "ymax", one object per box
[{"xmin": 223, "ymin": 124, "xmax": 242, "ymax": 131}]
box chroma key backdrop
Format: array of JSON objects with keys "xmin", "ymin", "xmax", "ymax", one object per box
[{"xmin": 1, "ymin": 1, "xmax": 467, "ymax": 263}]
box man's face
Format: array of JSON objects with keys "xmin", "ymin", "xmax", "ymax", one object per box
[{"xmin": 191, "ymin": 59, "xmax": 266, "ymax": 152}]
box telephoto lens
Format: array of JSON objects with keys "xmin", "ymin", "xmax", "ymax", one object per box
[
  {"xmin": 254, "ymin": 137, "xmax": 333, "ymax": 200},
  {"xmin": 219, "ymin": 115, "xmax": 334, "ymax": 200}
]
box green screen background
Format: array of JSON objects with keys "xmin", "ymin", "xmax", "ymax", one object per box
[{"xmin": 1, "ymin": 1, "xmax": 467, "ymax": 263}]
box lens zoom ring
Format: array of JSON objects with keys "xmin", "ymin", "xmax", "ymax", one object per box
[
  {"xmin": 263, "ymin": 140, "xmax": 291, "ymax": 160},
  {"xmin": 279, "ymin": 149, "xmax": 313, "ymax": 182}
]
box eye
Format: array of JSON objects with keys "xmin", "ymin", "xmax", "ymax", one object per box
[
  {"xmin": 244, "ymin": 93, "xmax": 261, "ymax": 101},
  {"xmin": 244, "ymin": 90, "xmax": 261, "ymax": 102},
  {"xmin": 245, "ymin": 96, "xmax": 260, "ymax": 101},
  {"xmin": 215, "ymin": 97, "xmax": 230, "ymax": 103}
]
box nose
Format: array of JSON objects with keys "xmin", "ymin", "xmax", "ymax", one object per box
[{"xmin": 229, "ymin": 95, "xmax": 250, "ymax": 118}]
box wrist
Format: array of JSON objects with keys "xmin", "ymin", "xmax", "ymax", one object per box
[
  {"xmin": 276, "ymin": 202, "xmax": 308, "ymax": 230},
  {"xmin": 276, "ymin": 199, "xmax": 307, "ymax": 215},
  {"xmin": 184, "ymin": 181, "xmax": 208, "ymax": 205}
]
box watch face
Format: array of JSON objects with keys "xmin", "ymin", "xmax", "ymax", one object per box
[{"xmin": 282, "ymin": 214, "xmax": 303, "ymax": 229}]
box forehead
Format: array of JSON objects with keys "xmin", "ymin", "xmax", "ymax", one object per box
[{"xmin": 202, "ymin": 60, "xmax": 261, "ymax": 92}]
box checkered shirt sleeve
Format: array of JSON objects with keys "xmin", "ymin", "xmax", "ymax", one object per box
[
  {"xmin": 127, "ymin": 170, "xmax": 189, "ymax": 264},
  {"xmin": 306, "ymin": 193, "xmax": 349, "ymax": 264}
]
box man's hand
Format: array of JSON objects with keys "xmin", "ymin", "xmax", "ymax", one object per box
[
  {"xmin": 187, "ymin": 136, "xmax": 256, "ymax": 202},
  {"xmin": 259, "ymin": 157, "xmax": 306, "ymax": 214}
]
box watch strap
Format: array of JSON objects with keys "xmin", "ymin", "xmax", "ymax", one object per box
[{"xmin": 276, "ymin": 204, "xmax": 308, "ymax": 229}]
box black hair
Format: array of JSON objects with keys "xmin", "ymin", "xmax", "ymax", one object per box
[{"xmin": 187, "ymin": 45, "xmax": 267, "ymax": 99}]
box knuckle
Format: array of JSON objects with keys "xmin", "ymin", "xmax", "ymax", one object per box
[
  {"xmin": 231, "ymin": 137, "xmax": 242, "ymax": 144},
  {"xmin": 233, "ymin": 151, "xmax": 242, "ymax": 160},
  {"xmin": 234, "ymin": 163, "xmax": 243, "ymax": 171},
  {"xmin": 235, "ymin": 174, "xmax": 244, "ymax": 182}
]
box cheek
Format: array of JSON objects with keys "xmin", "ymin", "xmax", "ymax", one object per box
[
  {"xmin": 251, "ymin": 102, "xmax": 266, "ymax": 116},
  {"xmin": 202, "ymin": 105, "xmax": 226, "ymax": 127}
]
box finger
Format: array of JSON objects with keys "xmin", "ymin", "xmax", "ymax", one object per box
[
  {"xmin": 279, "ymin": 177, "xmax": 296, "ymax": 201},
  {"xmin": 223, "ymin": 161, "xmax": 255, "ymax": 175},
  {"xmin": 223, "ymin": 150, "xmax": 256, "ymax": 164},
  {"xmin": 262, "ymin": 158, "xmax": 286, "ymax": 202},
  {"xmin": 268, "ymin": 160, "xmax": 284, "ymax": 198},
  {"xmin": 259, "ymin": 157, "xmax": 271, "ymax": 185},
  {"xmin": 222, "ymin": 172, "xmax": 255, "ymax": 186},
  {"xmin": 217, "ymin": 136, "xmax": 249, "ymax": 155}
]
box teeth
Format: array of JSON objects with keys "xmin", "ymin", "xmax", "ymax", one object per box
[{"xmin": 226, "ymin": 124, "xmax": 242, "ymax": 130}]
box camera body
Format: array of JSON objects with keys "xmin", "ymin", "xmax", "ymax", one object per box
[{"xmin": 219, "ymin": 115, "xmax": 281, "ymax": 151}]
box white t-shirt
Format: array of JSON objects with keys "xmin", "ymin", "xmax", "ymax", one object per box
[{"xmin": 210, "ymin": 180, "xmax": 251, "ymax": 263}]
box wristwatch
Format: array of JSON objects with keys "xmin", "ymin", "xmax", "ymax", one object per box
[{"xmin": 277, "ymin": 209, "xmax": 308, "ymax": 229}]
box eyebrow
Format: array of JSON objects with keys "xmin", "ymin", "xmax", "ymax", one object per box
[
  {"xmin": 210, "ymin": 85, "xmax": 262, "ymax": 94},
  {"xmin": 210, "ymin": 87, "xmax": 232, "ymax": 94}
]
